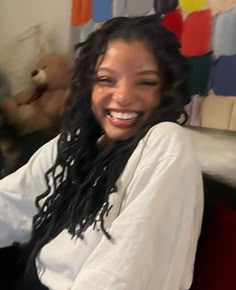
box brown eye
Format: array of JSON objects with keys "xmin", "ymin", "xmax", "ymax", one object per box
[{"xmin": 95, "ymin": 77, "xmax": 114, "ymax": 85}]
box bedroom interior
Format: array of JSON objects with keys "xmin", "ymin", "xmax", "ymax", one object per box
[{"xmin": 0, "ymin": 1, "xmax": 235, "ymax": 289}]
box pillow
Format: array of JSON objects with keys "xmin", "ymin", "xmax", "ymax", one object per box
[
  {"xmin": 229, "ymin": 101, "xmax": 236, "ymax": 131},
  {"xmin": 209, "ymin": 0, "xmax": 236, "ymax": 16},
  {"xmin": 200, "ymin": 93, "xmax": 235, "ymax": 130},
  {"xmin": 0, "ymin": 24, "xmax": 51, "ymax": 95}
]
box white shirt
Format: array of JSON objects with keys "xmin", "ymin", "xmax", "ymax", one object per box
[{"xmin": 0, "ymin": 122, "xmax": 203, "ymax": 290}]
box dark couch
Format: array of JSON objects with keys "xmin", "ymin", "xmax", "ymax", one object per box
[{"xmin": 187, "ymin": 126, "xmax": 236, "ymax": 290}]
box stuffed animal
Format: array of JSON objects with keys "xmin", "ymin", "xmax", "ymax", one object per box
[
  {"xmin": 1, "ymin": 53, "xmax": 73, "ymax": 135},
  {"xmin": 0, "ymin": 71, "xmax": 10, "ymax": 103}
]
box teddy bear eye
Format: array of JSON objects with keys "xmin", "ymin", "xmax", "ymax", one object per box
[{"xmin": 42, "ymin": 65, "xmax": 47, "ymax": 69}]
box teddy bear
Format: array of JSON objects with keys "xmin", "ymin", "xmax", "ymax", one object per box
[
  {"xmin": 0, "ymin": 71, "xmax": 10, "ymax": 103},
  {"xmin": 1, "ymin": 53, "xmax": 73, "ymax": 135}
]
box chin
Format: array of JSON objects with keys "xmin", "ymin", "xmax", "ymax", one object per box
[
  {"xmin": 106, "ymin": 130, "xmax": 136, "ymax": 142},
  {"xmin": 107, "ymin": 134, "xmax": 132, "ymax": 142}
]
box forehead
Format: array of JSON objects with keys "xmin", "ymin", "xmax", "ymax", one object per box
[{"xmin": 98, "ymin": 40, "xmax": 158, "ymax": 69}]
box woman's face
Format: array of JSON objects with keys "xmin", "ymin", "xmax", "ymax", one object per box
[{"xmin": 91, "ymin": 40, "xmax": 161, "ymax": 142}]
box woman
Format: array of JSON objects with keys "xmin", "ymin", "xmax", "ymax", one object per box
[{"xmin": 0, "ymin": 15, "xmax": 203, "ymax": 290}]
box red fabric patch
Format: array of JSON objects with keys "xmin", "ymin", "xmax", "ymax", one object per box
[
  {"xmin": 162, "ymin": 9, "xmax": 183, "ymax": 42},
  {"xmin": 181, "ymin": 9, "xmax": 212, "ymax": 57},
  {"xmin": 191, "ymin": 200, "xmax": 236, "ymax": 290},
  {"xmin": 71, "ymin": 0, "xmax": 92, "ymax": 26}
]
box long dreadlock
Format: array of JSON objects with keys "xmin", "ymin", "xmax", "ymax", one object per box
[{"xmin": 26, "ymin": 14, "xmax": 190, "ymax": 266}]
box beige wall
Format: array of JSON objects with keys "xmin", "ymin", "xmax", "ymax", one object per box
[{"xmin": 0, "ymin": 0, "xmax": 72, "ymax": 52}]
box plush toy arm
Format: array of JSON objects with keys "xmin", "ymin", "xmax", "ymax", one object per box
[
  {"xmin": 2, "ymin": 100, "xmax": 52, "ymax": 135},
  {"xmin": 42, "ymin": 89, "xmax": 68, "ymax": 118},
  {"xmin": 13, "ymin": 88, "xmax": 36, "ymax": 105}
]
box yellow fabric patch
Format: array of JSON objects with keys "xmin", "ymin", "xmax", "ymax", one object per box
[{"xmin": 180, "ymin": 0, "xmax": 208, "ymax": 12}]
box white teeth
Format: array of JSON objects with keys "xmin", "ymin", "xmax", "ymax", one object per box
[{"xmin": 109, "ymin": 111, "xmax": 138, "ymax": 120}]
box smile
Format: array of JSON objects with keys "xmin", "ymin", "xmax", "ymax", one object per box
[
  {"xmin": 108, "ymin": 110, "xmax": 139, "ymax": 121},
  {"xmin": 106, "ymin": 110, "xmax": 140, "ymax": 128}
]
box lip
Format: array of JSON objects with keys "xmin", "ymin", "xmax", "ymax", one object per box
[{"xmin": 107, "ymin": 115, "xmax": 138, "ymax": 128}]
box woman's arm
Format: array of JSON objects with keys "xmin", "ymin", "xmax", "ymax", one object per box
[
  {"xmin": 72, "ymin": 123, "xmax": 203, "ymax": 290},
  {"xmin": 0, "ymin": 136, "xmax": 59, "ymax": 247}
]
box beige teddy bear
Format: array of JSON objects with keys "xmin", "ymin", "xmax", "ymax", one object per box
[{"xmin": 2, "ymin": 53, "xmax": 73, "ymax": 135}]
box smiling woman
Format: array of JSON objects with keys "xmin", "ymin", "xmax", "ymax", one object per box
[
  {"xmin": 0, "ymin": 14, "xmax": 203, "ymax": 290},
  {"xmin": 92, "ymin": 40, "xmax": 161, "ymax": 142}
]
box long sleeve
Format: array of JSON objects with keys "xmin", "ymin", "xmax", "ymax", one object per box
[
  {"xmin": 71, "ymin": 123, "xmax": 203, "ymax": 290},
  {"xmin": 0, "ymin": 136, "xmax": 58, "ymax": 247}
]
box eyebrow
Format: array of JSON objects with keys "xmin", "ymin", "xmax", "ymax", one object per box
[
  {"xmin": 97, "ymin": 67, "xmax": 160, "ymax": 76},
  {"xmin": 97, "ymin": 67, "xmax": 114, "ymax": 73},
  {"xmin": 136, "ymin": 70, "xmax": 160, "ymax": 76}
]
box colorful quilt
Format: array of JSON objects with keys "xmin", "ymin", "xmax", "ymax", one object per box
[{"xmin": 70, "ymin": 0, "xmax": 236, "ymax": 129}]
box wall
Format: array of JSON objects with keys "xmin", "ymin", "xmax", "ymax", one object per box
[{"xmin": 0, "ymin": 0, "xmax": 72, "ymax": 52}]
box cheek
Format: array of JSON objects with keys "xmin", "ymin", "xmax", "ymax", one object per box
[
  {"xmin": 91, "ymin": 94, "xmax": 97, "ymax": 115},
  {"xmin": 92, "ymin": 85, "xmax": 112, "ymax": 105},
  {"xmin": 91, "ymin": 86, "xmax": 105, "ymax": 114},
  {"xmin": 96, "ymin": 87, "xmax": 104, "ymax": 94},
  {"xmin": 144, "ymin": 89, "xmax": 161, "ymax": 109},
  {"xmin": 154, "ymin": 91, "xmax": 161, "ymax": 107},
  {"xmin": 92, "ymin": 85, "xmax": 103, "ymax": 96},
  {"xmin": 154, "ymin": 87, "xmax": 161, "ymax": 104}
]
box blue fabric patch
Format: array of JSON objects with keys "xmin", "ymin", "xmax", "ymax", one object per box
[
  {"xmin": 212, "ymin": 55, "xmax": 236, "ymax": 96},
  {"xmin": 92, "ymin": 0, "xmax": 112, "ymax": 22}
]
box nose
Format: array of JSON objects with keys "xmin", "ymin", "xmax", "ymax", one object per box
[
  {"xmin": 31, "ymin": 70, "xmax": 39, "ymax": 77},
  {"xmin": 113, "ymin": 80, "xmax": 134, "ymax": 106}
]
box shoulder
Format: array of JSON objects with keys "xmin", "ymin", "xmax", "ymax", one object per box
[
  {"xmin": 140, "ymin": 122, "xmax": 193, "ymax": 159},
  {"xmin": 127, "ymin": 122, "xmax": 196, "ymax": 174},
  {"xmin": 146, "ymin": 122, "xmax": 189, "ymax": 142}
]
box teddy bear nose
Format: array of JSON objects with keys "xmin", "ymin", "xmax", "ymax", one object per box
[{"xmin": 31, "ymin": 70, "xmax": 39, "ymax": 77}]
